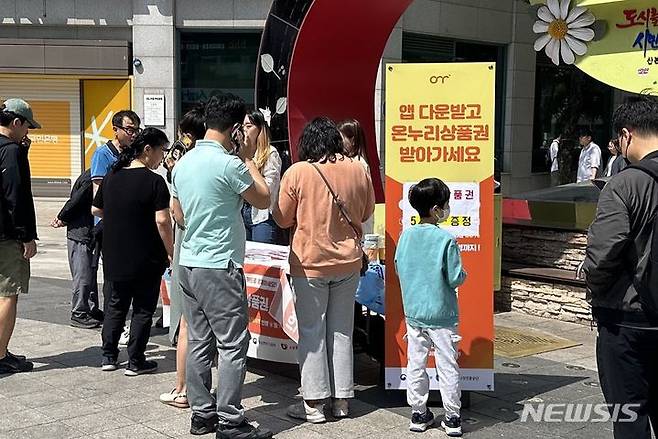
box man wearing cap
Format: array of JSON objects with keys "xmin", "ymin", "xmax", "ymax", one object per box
[{"xmin": 0, "ymin": 98, "xmax": 40, "ymax": 374}]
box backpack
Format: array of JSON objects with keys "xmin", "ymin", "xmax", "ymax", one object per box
[
  {"xmin": 544, "ymin": 149, "xmax": 552, "ymax": 170},
  {"xmin": 624, "ymin": 160, "xmax": 658, "ymax": 318}
]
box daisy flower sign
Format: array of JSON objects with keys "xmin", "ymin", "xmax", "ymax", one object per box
[
  {"xmin": 533, "ymin": 0, "xmax": 595, "ymax": 65},
  {"xmin": 529, "ymin": 0, "xmax": 658, "ymax": 94}
]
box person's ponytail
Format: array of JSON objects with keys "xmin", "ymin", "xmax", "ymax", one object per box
[
  {"xmin": 111, "ymin": 127, "xmax": 169, "ymax": 172},
  {"xmin": 112, "ymin": 144, "xmax": 139, "ymax": 172}
]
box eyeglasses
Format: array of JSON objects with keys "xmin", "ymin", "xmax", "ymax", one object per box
[{"xmin": 114, "ymin": 125, "xmax": 141, "ymax": 136}]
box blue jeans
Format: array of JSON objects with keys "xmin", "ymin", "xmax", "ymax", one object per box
[{"xmin": 242, "ymin": 204, "xmax": 278, "ymax": 244}]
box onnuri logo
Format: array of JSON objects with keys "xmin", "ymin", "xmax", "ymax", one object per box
[{"xmin": 430, "ymin": 75, "xmax": 451, "ymax": 84}]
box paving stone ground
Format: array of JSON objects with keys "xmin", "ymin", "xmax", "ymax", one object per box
[{"xmin": 0, "ymin": 199, "xmax": 614, "ymax": 438}]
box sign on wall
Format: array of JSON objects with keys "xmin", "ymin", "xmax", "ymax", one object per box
[
  {"xmin": 531, "ymin": 0, "xmax": 658, "ymax": 93},
  {"xmin": 385, "ymin": 63, "xmax": 495, "ymax": 392},
  {"xmin": 144, "ymin": 94, "xmax": 165, "ymax": 126}
]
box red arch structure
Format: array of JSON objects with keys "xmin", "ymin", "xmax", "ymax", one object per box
[{"xmin": 287, "ymin": 0, "xmax": 413, "ymax": 203}]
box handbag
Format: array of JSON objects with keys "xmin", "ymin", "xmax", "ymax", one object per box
[{"xmin": 311, "ymin": 163, "xmax": 369, "ymax": 276}]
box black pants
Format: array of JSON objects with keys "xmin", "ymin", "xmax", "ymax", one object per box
[
  {"xmin": 597, "ymin": 323, "xmax": 658, "ymax": 438},
  {"xmin": 101, "ymin": 273, "xmax": 161, "ymax": 366}
]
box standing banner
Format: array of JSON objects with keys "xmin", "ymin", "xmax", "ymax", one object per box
[
  {"xmin": 160, "ymin": 241, "xmax": 299, "ymax": 364},
  {"xmin": 385, "ymin": 63, "xmax": 495, "ymax": 392},
  {"xmin": 243, "ymin": 242, "xmax": 298, "ymax": 364}
]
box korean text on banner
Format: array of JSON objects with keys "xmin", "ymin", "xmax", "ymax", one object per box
[{"xmin": 243, "ymin": 241, "xmax": 298, "ymax": 364}]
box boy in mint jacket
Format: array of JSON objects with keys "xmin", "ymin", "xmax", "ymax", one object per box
[{"xmin": 395, "ymin": 178, "xmax": 466, "ymax": 437}]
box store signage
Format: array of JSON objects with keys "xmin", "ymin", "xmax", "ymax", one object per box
[{"xmin": 531, "ymin": 0, "xmax": 658, "ymax": 93}]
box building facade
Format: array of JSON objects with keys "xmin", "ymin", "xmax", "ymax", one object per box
[{"xmin": 0, "ymin": 0, "xmax": 621, "ymax": 196}]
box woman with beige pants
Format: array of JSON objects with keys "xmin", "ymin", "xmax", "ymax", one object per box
[{"xmin": 274, "ymin": 117, "xmax": 375, "ymax": 423}]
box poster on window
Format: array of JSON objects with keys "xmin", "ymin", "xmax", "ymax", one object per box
[{"xmin": 385, "ymin": 63, "xmax": 495, "ymax": 392}]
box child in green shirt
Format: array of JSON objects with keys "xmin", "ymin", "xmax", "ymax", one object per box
[{"xmin": 394, "ymin": 177, "xmax": 466, "ymax": 437}]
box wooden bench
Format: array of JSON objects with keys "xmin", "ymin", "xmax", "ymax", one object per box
[{"xmin": 502, "ymin": 263, "xmax": 585, "ymax": 287}]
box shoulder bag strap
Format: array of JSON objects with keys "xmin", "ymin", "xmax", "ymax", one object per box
[{"xmin": 311, "ymin": 163, "xmax": 362, "ymax": 240}]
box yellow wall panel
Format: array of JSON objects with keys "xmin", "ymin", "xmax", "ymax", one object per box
[{"xmin": 83, "ymin": 79, "xmax": 132, "ymax": 168}]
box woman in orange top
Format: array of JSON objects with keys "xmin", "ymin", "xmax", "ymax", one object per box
[{"xmin": 274, "ymin": 117, "xmax": 375, "ymax": 424}]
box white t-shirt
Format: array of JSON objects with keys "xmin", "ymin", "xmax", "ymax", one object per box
[
  {"xmin": 576, "ymin": 142, "xmax": 602, "ymax": 183},
  {"xmin": 549, "ymin": 139, "xmax": 559, "ymax": 173}
]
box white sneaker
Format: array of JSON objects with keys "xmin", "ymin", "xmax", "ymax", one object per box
[
  {"xmin": 441, "ymin": 416, "xmax": 463, "ymax": 437},
  {"xmin": 410, "ymin": 409, "xmax": 435, "ymax": 432},
  {"xmin": 118, "ymin": 323, "xmax": 130, "ymax": 346},
  {"xmin": 101, "ymin": 356, "xmax": 118, "ymax": 372},
  {"xmin": 332, "ymin": 398, "xmax": 349, "ymax": 418},
  {"xmin": 287, "ymin": 401, "xmax": 326, "ymax": 424}
]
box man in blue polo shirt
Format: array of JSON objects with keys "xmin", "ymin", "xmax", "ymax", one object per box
[
  {"xmin": 91, "ymin": 111, "xmax": 141, "ymax": 197},
  {"xmin": 171, "ymin": 95, "xmax": 271, "ymax": 439}
]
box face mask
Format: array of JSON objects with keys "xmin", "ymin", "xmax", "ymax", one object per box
[{"xmin": 435, "ymin": 205, "xmax": 450, "ymax": 224}]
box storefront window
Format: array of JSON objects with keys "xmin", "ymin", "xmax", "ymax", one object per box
[
  {"xmin": 531, "ymin": 52, "xmax": 614, "ymax": 175},
  {"xmin": 179, "ymin": 32, "xmax": 262, "ymax": 114}
]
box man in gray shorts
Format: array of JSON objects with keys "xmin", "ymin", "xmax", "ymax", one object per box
[{"xmin": 0, "ymin": 98, "xmax": 41, "ymax": 374}]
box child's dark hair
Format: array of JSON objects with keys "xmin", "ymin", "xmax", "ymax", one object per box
[{"xmin": 409, "ymin": 178, "xmax": 451, "ymax": 217}]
